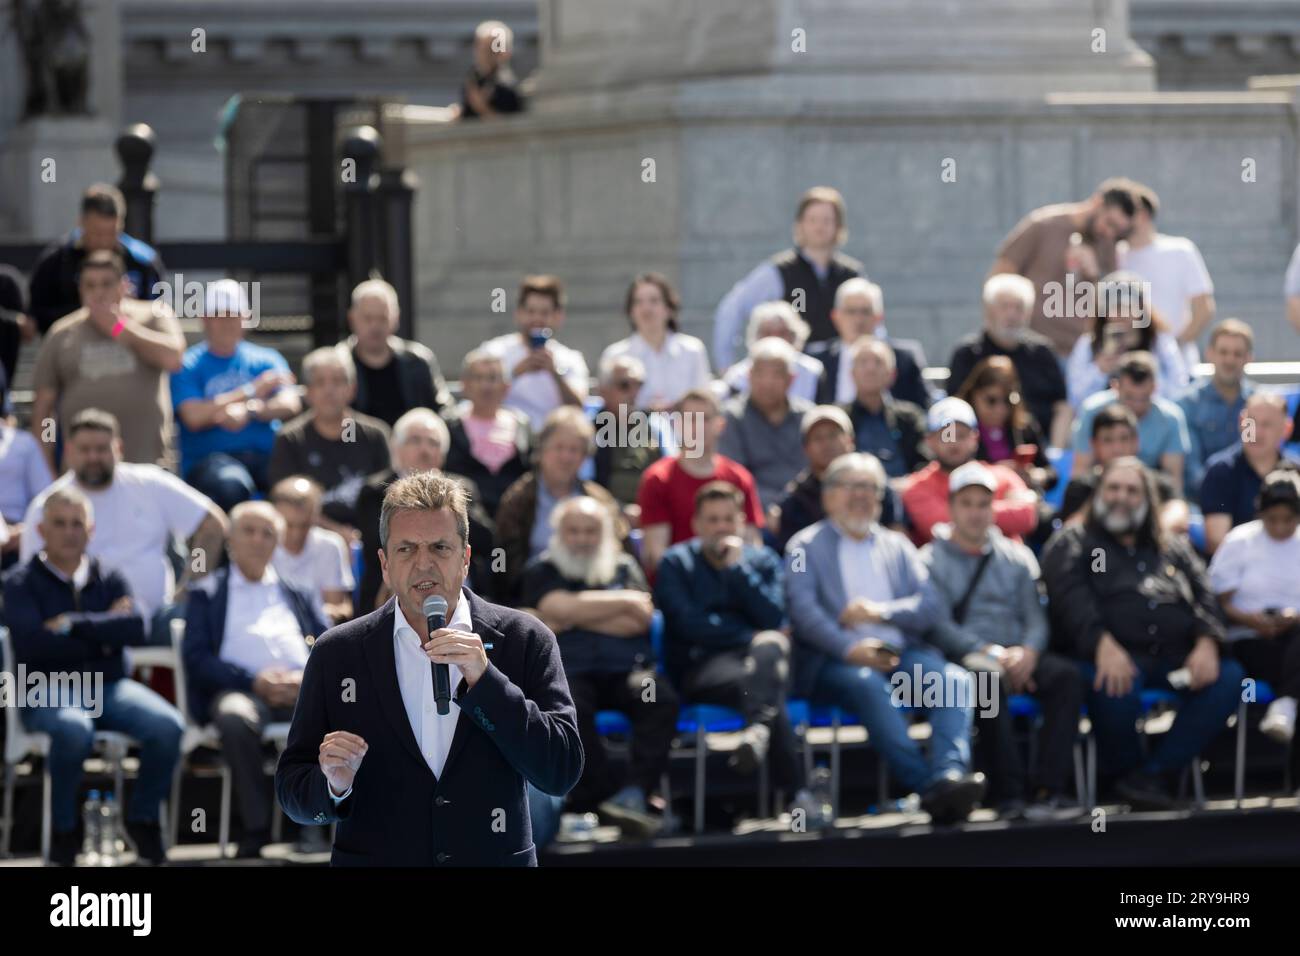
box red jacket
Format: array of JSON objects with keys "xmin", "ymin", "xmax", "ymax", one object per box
[{"xmin": 899, "ymin": 460, "xmax": 1038, "ymax": 546}]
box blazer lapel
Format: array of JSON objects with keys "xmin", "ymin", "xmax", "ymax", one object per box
[
  {"xmin": 364, "ymin": 599, "xmax": 434, "ymax": 778},
  {"xmin": 440, "ymin": 591, "xmax": 504, "ymax": 781}
]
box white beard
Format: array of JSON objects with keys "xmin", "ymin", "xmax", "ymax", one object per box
[
  {"xmin": 549, "ymin": 536, "xmax": 621, "ymax": 587},
  {"xmin": 1093, "ymin": 494, "xmax": 1150, "ymax": 534}
]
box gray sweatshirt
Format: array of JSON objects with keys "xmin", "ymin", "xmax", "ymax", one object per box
[{"xmin": 919, "ymin": 523, "xmax": 1049, "ymax": 657}]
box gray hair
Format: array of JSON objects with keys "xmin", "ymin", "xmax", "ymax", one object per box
[
  {"xmin": 393, "ymin": 407, "xmax": 451, "ymax": 458},
  {"xmin": 598, "ymin": 352, "xmax": 647, "ymax": 385},
  {"xmin": 461, "ymin": 348, "xmax": 503, "ymax": 377},
  {"xmin": 351, "ymin": 278, "xmax": 400, "ymax": 317},
  {"xmin": 982, "ymin": 273, "xmax": 1035, "ymax": 310},
  {"xmin": 550, "ymin": 495, "xmax": 615, "ymax": 536},
  {"xmin": 44, "ymin": 485, "xmax": 94, "ymax": 524},
  {"xmin": 302, "ymin": 345, "xmax": 356, "ymax": 387},
  {"xmin": 746, "ymin": 300, "xmax": 810, "ymax": 350},
  {"xmin": 823, "ymin": 452, "xmax": 887, "ymax": 492},
  {"xmin": 748, "ymin": 336, "xmax": 799, "ymax": 376},
  {"xmin": 834, "ymin": 277, "xmax": 883, "ymax": 314},
  {"xmin": 230, "ymin": 500, "xmax": 285, "ymax": 536},
  {"xmin": 850, "ymin": 335, "xmax": 896, "ymax": 373}
]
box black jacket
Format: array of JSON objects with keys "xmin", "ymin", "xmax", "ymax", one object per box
[
  {"xmin": 27, "ymin": 230, "xmax": 166, "ymax": 334},
  {"xmin": 347, "ymin": 335, "xmax": 454, "ymax": 423},
  {"xmin": 840, "ymin": 395, "xmax": 930, "ymax": 476},
  {"xmin": 354, "ymin": 468, "xmax": 497, "ymax": 611},
  {"xmin": 2, "ymin": 555, "xmax": 146, "ymax": 685},
  {"xmin": 771, "ymin": 248, "xmax": 863, "ymax": 348},
  {"xmin": 810, "ymin": 336, "xmax": 934, "ymax": 410},
  {"xmin": 274, "ymin": 590, "xmax": 584, "ymax": 867},
  {"xmin": 442, "ymin": 408, "xmax": 532, "ymax": 519}
]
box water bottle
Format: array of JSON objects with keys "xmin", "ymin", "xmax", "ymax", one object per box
[
  {"xmin": 98, "ymin": 792, "xmax": 125, "ymax": 865},
  {"xmin": 810, "ymin": 763, "xmax": 834, "ymax": 821},
  {"xmin": 79, "ymin": 790, "xmax": 102, "ymax": 866}
]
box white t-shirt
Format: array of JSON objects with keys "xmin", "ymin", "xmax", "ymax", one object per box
[
  {"xmin": 20, "ymin": 463, "xmax": 211, "ymax": 617},
  {"xmin": 479, "ymin": 332, "xmax": 590, "ymax": 432},
  {"xmin": 1207, "ymin": 520, "xmax": 1300, "ymax": 634},
  {"xmin": 600, "ymin": 331, "xmax": 712, "ymax": 409},
  {"xmin": 1118, "ymin": 233, "xmax": 1214, "ymax": 362},
  {"xmin": 273, "ymin": 526, "xmax": 354, "ymax": 600},
  {"xmin": 837, "ymin": 528, "xmax": 905, "ymax": 650}
]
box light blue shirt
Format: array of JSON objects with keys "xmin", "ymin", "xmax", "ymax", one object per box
[
  {"xmin": 1177, "ymin": 377, "xmax": 1255, "ymax": 496},
  {"xmin": 1071, "ymin": 388, "xmax": 1192, "ymax": 468}
]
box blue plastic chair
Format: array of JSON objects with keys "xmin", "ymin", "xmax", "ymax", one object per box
[
  {"xmin": 350, "ymin": 539, "xmax": 364, "ymax": 608},
  {"xmin": 1042, "ymin": 447, "xmax": 1072, "ymax": 512}
]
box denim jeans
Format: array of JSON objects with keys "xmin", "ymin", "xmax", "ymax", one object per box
[
  {"xmin": 185, "ymin": 450, "xmax": 270, "ymax": 513},
  {"xmin": 1077, "ymin": 656, "xmax": 1245, "ymax": 778},
  {"xmin": 21, "ymin": 678, "xmax": 184, "ymax": 832},
  {"xmin": 810, "ymin": 644, "xmax": 974, "ymax": 794}
]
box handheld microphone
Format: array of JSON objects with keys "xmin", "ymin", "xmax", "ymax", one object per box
[{"xmin": 423, "ymin": 594, "xmax": 451, "ymax": 715}]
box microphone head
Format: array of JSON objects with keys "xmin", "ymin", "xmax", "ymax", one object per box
[{"xmin": 422, "ymin": 593, "xmax": 449, "ymax": 619}]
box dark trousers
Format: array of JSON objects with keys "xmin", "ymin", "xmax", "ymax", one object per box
[
  {"xmin": 567, "ymin": 668, "xmax": 680, "ymax": 810},
  {"xmin": 974, "ymin": 651, "xmax": 1083, "ymax": 802},
  {"xmin": 679, "ymin": 631, "xmax": 805, "ymax": 791},
  {"xmin": 210, "ymin": 689, "xmax": 295, "ymax": 834},
  {"xmin": 186, "ymin": 451, "xmax": 270, "ymax": 515}
]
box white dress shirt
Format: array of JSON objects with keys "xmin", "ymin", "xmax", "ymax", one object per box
[
  {"xmin": 600, "ymin": 331, "xmax": 712, "ymax": 409},
  {"xmin": 479, "ymin": 332, "xmax": 590, "ymax": 431},
  {"xmin": 837, "ymin": 529, "xmax": 905, "ymax": 650},
  {"xmin": 218, "ymin": 565, "xmax": 310, "ymax": 676},
  {"xmin": 330, "ymin": 590, "xmax": 473, "ymax": 803}
]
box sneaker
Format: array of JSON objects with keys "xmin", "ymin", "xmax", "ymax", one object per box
[
  {"xmin": 728, "ymin": 723, "xmax": 770, "ymax": 775},
  {"xmin": 1115, "ymin": 769, "xmax": 1177, "ymax": 811},
  {"xmin": 597, "ymin": 786, "xmax": 662, "ymax": 840},
  {"xmin": 125, "ymin": 820, "xmax": 167, "ymax": 865},
  {"xmin": 920, "ymin": 771, "xmax": 987, "ymax": 825},
  {"xmin": 996, "ymin": 798, "xmax": 1028, "ymax": 821},
  {"xmin": 1260, "ymin": 697, "xmax": 1297, "ymax": 746},
  {"xmin": 1021, "ymin": 793, "xmax": 1086, "ymax": 822}
]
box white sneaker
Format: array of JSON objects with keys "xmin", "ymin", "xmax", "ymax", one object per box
[{"xmin": 1260, "ymin": 696, "xmax": 1297, "ymax": 745}]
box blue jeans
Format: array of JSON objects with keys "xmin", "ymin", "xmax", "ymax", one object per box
[
  {"xmin": 527, "ymin": 782, "xmax": 565, "ymax": 850},
  {"xmin": 21, "ymin": 678, "xmax": 184, "ymax": 832},
  {"xmin": 185, "ymin": 450, "xmax": 270, "ymax": 513},
  {"xmin": 1078, "ymin": 656, "xmax": 1245, "ymax": 778},
  {"xmin": 810, "ymin": 645, "xmax": 974, "ymax": 794}
]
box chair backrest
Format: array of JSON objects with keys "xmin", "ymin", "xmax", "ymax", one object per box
[{"xmin": 1, "ymin": 627, "xmax": 45, "ymax": 764}]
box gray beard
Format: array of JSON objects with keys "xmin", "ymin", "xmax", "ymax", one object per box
[
  {"xmin": 1093, "ymin": 495, "xmax": 1149, "ymax": 535},
  {"xmin": 549, "ymin": 537, "xmax": 621, "ymax": 587}
]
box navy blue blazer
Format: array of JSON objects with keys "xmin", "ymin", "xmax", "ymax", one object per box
[
  {"xmin": 811, "ymin": 336, "xmax": 935, "ymax": 410},
  {"xmin": 181, "ymin": 566, "xmax": 328, "ymax": 723},
  {"xmin": 274, "ymin": 589, "xmax": 583, "ymax": 867}
]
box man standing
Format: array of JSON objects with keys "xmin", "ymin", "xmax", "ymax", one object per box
[
  {"xmin": 947, "ymin": 274, "xmax": 1070, "ymax": 447},
  {"xmin": 1042, "ymin": 457, "xmax": 1243, "ymax": 809},
  {"xmin": 713, "ymin": 187, "xmax": 863, "ymax": 367},
  {"xmin": 1177, "ymin": 320, "xmax": 1256, "ymax": 497},
  {"xmin": 345, "ymin": 278, "xmax": 454, "ymax": 426},
  {"xmin": 275, "ymin": 472, "xmax": 584, "ymax": 865},
  {"xmin": 30, "ymin": 250, "xmax": 186, "ymax": 471},
  {"xmin": 990, "ymin": 178, "xmax": 1141, "ymax": 357}
]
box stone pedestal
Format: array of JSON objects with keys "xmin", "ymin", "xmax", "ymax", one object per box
[{"xmin": 0, "ymin": 117, "xmax": 118, "ymax": 238}]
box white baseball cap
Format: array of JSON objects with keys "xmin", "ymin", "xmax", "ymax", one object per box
[
  {"xmin": 204, "ymin": 279, "xmax": 250, "ymax": 318},
  {"xmin": 948, "ymin": 461, "xmax": 998, "ymax": 496},
  {"xmin": 927, "ymin": 397, "xmax": 978, "ymax": 433}
]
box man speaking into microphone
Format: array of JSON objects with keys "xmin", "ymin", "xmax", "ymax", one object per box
[{"xmin": 275, "ymin": 472, "xmax": 583, "ymax": 866}]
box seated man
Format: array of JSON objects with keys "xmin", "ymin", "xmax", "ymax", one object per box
[
  {"xmin": 720, "ymin": 301, "xmax": 826, "ymax": 404},
  {"xmin": 270, "ymin": 476, "xmax": 355, "ymax": 625},
  {"xmin": 774, "ymin": 404, "xmax": 902, "ymax": 552},
  {"xmin": 718, "ymin": 336, "xmax": 813, "ymax": 512},
  {"xmin": 1201, "ymin": 391, "xmax": 1299, "ymax": 554},
  {"xmin": 520, "ymin": 497, "xmax": 679, "ymax": 837},
  {"xmin": 1058, "ymin": 403, "xmax": 1187, "ymax": 536},
  {"xmin": 496, "ymin": 406, "xmax": 627, "ymax": 602},
  {"xmin": 345, "ymin": 278, "xmax": 454, "ymax": 426},
  {"xmin": 172, "ymin": 280, "xmax": 301, "ymax": 512},
  {"xmin": 1071, "ymin": 351, "xmax": 1190, "ymax": 497},
  {"xmin": 921, "ymin": 462, "xmax": 1083, "ymax": 817},
  {"xmin": 182, "ymin": 501, "xmax": 328, "ymax": 857},
  {"xmin": 442, "ymin": 349, "xmax": 532, "ymax": 518},
  {"xmin": 268, "ymin": 346, "xmax": 392, "ymax": 534},
  {"xmin": 1208, "ymin": 470, "xmax": 1300, "ymax": 747},
  {"xmin": 786, "ymin": 453, "xmax": 985, "ymax": 824},
  {"xmin": 655, "ymin": 481, "xmax": 822, "ymax": 823},
  {"xmin": 899, "ymin": 397, "xmax": 1039, "ymax": 547},
  {"xmin": 1177, "ymin": 319, "xmax": 1255, "ymax": 497},
  {"xmin": 1042, "ymin": 457, "xmax": 1243, "ymax": 810},
  {"xmin": 356, "ymin": 407, "xmax": 495, "ymax": 611},
  {"xmin": 840, "ymin": 336, "xmax": 928, "ymax": 479},
  {"xmin": 3, "ymin": 485, "xmax": 182, "ymax": 864},
  {"xmin": 21, "ymin": 408, "xmax": 229, "ymax": 642},
  {"xmin": 636, "ymin": 388, "xmax": 765, "ymax": 575}
]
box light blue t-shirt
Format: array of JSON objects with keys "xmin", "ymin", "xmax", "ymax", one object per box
[
  {"xmin": 170, "ymin": 341, "xmax": 290, "ymax": 475},
  {"xmin": 1072, "ymin": 388, "xmax": 1191, "ymax": 468}
]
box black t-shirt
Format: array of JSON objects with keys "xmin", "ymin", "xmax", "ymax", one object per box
[
  {"xmin": 268, "ymin": 411, "xmax": 392, "ymax": 525},
  {"xmin": 354, "ymin": 356, "xmax": 406, "ymax": 427},
  {"xmin": 460, "ymin": 66, "xmax": 524, "ymax": 119},
  {"xmin": 519, "ymin": 553, "xmax": 651, "ymax": 675}
]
